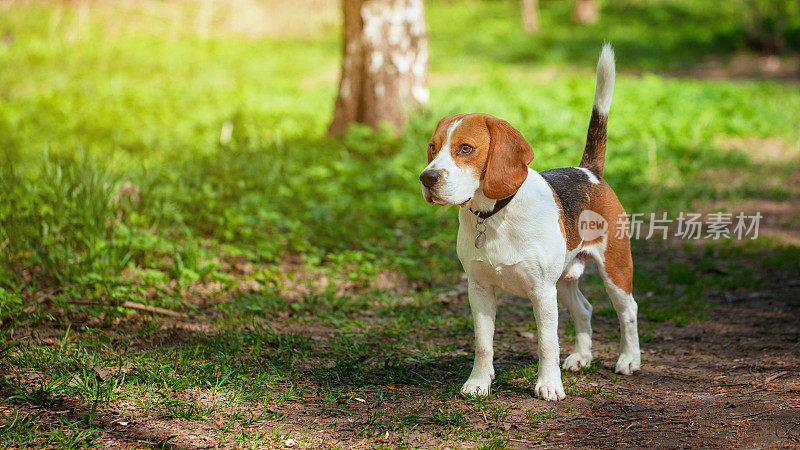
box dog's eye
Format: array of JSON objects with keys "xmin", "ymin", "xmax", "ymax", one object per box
[{"xmin": 459, "ymin": 144, "xmax": 473, "ymax": 155}]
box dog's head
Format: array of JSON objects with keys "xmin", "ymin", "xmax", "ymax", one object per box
[{"xmin": 420, "ymin": 113, "xmax": 534, "ymax": 206}]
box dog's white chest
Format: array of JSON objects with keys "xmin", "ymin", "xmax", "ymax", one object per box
[{"xmin": 456, "ymin": 170, "xmax": 567, "ymax": 294}]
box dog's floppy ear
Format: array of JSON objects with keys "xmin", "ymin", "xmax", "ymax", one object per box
[{"xmin": 483, "ymin": 116, "xmax": 534, "ymax": 199}]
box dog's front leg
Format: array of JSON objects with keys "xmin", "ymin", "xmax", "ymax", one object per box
[
  {"xmin": 461, "ymin": 280, "xmax": 496, "ymax": 397},
  {"xmin": 531, "ymin": 285, "xmax": 566, "ymax": 401}
]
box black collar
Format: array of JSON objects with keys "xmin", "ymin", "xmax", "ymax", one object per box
[{"xmin": 469, "ymin": 193, "xmax": 516, "ymax": 220}]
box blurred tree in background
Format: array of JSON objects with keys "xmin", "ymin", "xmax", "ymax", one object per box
[
  {"xmin": 742, "ymin": 0, "xmax": 800, "ymax": 54},
  {"xmin": 521, "ymin": 0, "xmax": 540, "ymax": 33},
  {"xmin": 328, "ymin": 0, "xmax": 429, "ymax": 135},
  {"xmin": 572, "ymin": 0, "xmax": 599, "ymax": 24}
]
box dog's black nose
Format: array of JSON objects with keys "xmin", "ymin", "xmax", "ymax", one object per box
[{"xmin": 420, "ymin": 170, "xmax": 440, "ymax": 188}]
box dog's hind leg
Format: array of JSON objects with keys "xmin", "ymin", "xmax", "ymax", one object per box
[
  {"xmin": 603, "ymin": 277, "xmax": 640, "ymax": 375},
  {"xmin": 557, "ymin": 276, "xmax": 594, "ymax": 371},
  {"xmin": 596, "ymin": 238, "xmax": 641, "ymax": 375}
]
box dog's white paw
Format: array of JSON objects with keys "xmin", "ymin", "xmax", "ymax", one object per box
[
  {"xmin": 461, "ymin": 378, "xmax": 491, "ymax": 397},
  {"xmin": 615, "ymin": 352, "xmax": 641, "ymax": 375},
  {"xmin": 562, "ymin": 352, "xmax": 593, "ymax": 371},
  {"xmin": 534, "ymin": 376, "xmax": 565, "ymax": 401}
]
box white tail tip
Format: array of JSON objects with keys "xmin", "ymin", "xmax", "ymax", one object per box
[{"xmin": 593, "ymin": 43, "xmax": 615, "ymax": 116}]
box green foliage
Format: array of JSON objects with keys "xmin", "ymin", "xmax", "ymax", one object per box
[
  {"xmin": 526, "ymin": 406, "xmax": 558, "ymax": 425},
  {"xmin": 0, "ymin": 287, "xmax": 26, "ymax": 324},
  {"xmin": 0, "ymin": 153, "xmax": 130, "ymax": 285},
  {"xmin": 0, "ymin": 411, "xmax": 100, "ymax": 449},
  {"xmin": 738, "ymin": 0, "xmax": 800, "ymax": 53}
]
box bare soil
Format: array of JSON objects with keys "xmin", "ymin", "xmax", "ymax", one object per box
[
  {"xmin": 535, "ymin": 279, "xmax": 800, "ymax": 448},
  {"xmin": 680, "ymin": 53, "xmax": 800, "ymax": 81}
]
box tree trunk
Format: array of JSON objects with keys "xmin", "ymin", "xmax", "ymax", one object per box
[
  {"xmin": 521, "ymin": 0, "xmax": 539, "ymax": 34},
  {"xmin": 743, "ymin": 0, "xmax": 788, "ymax": 55},
  {"xmin": 328, "ymin": 0, "xmax": 429, "ymax": 136},
  {"xmin": 572, "ymin": 0, "xmax": 599, "ymax": 24}
]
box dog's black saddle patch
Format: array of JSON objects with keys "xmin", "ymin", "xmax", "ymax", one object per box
[{"xmin": 540, "ymin": 167, "xmax": 598, "ymax": 225}]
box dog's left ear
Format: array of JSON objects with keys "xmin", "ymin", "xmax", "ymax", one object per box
[{"xmin": 483, "ymin": 116, "xmax": 534, "ymax": 199}]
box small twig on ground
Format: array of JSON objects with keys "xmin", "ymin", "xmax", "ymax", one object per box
[
  {"xmin": 68, "ymin": 299, "xmax": 185, "ymax": 318},
  {"xmin": 765, "ymin": 371, "xmax": 789, "ymax": 384},
  {"xmin": 778, "ymin": 421, "xmax": 800, "ymax": 438},
  {"xmin": 597, "ymin": 368, "xmax": 615, "ymax": 379},
  {"xmin": 609, "ymin": 418, "xmax": 637, "ymax": 424},
  {"xmin": 733, "ymin": 410, "xmax": 772, "ymax": 420},
  {"xmin": 119, "ymin": 301, "xmax": 185, "ymax": 318}
]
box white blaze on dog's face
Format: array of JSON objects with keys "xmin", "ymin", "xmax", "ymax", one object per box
[
  {"xmin": 420, "ymin": 113, "xmax": 534, "ymax": 206},
  {"xmin": 420, "ymin": 115, "xmax": 483, "ymax": 205}
]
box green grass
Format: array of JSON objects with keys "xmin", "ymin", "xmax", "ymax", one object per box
[
  {"xmin": 526, "ymin": 406, "xmax": 558, "ymax": 425},
  {"xmin": 1, "ymin": 0, "xmax": 800, "ymax": 447},
  {"xmin": 0, "ymin": 411, "xmax": 101, "ymax": 449}
]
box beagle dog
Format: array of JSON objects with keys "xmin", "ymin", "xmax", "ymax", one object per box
[{"xmin": 419, "ymin": 45, "xmax": 640, "ymax": 401}]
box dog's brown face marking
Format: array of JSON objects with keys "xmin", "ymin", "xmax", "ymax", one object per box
[{"xmin": 423, "ymin": 113, "xmax": 533, "ymax": 203}]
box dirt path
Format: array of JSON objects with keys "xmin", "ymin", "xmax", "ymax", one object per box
[{"xmin": 528, "ymin": 279, "xmax": 800, "ymax": 448}]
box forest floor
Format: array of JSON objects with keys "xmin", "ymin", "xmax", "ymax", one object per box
[{"xmin": 3, "ymin": 242, "xmax": 799, "ymax": 448}]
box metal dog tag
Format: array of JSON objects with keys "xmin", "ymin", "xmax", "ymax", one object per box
[
  {"xmin": 474, "ymin": 218, "xmax": 487, "ymax": 248},
  {"xmin": 474, "ymin": 231, "xmax": 486, "ymax": 248}
]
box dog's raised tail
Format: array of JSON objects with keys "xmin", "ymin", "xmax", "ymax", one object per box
[{"xmin": 579, "ymin": 43, "xmax": 615, "ymax": 178}]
